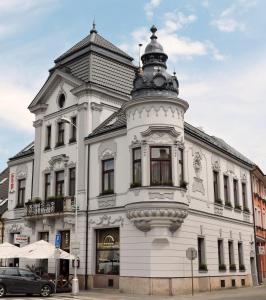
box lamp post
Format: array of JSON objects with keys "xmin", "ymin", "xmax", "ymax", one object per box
[{"xmin": 60, "ymin": 117, "xmax": 79, "ymax": 295}]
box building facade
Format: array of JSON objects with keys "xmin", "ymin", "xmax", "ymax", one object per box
[
  {"xmin": 252, "ymin": 166, "xmax": 266, "ymax": 283},
  {"xmin": 3, "ymin": 25, "xmax": 257, "ymax": 295}
]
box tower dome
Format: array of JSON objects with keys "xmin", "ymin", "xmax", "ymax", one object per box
[{"xmin": 132, "ymin": 25, "xmax": 179, "ymax": 98}]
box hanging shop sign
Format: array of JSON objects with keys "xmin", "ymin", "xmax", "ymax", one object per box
[{"xmin": 14, "ymin": 234, "xmax": 29, "ymax": 244}]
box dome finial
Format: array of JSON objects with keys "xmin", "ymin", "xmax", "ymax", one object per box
[
  {"xmin": 150, "ymin": 25, "xmax": 157, "ymax": 39},
  {"xmin": 90, "ymin": 18, "xmax": 97, "ymax": 34}
]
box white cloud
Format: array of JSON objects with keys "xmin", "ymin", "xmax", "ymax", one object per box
[
  {"xmin": 164, "ymin": 11, "xmax": 197, "ymax": 33},
  {"xmin": 182, "ymin": 55, "xmax": 266, "ymax": 172},
  {"xmin": 144, "ymin": 0, "xmax": 163, "ymax": 20},
  {"xmin": 211, "ymin": 0, "xmax": 257, "ymax": 33}
]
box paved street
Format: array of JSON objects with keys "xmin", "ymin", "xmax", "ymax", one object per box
[{"xmin": 3, "ymin": 286, "xmax": 266, "ymax": 300}]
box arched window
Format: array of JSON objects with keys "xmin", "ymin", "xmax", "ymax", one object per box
[{"xmin": 58, "ymin": 93, "xmax": 66, "ymax": 108}]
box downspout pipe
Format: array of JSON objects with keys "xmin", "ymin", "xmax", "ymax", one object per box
[
  {"xmin": 31, "ymin": 159, "xmax": 34, "ymax": 200},
  {"xmin": 250, "ymin": 170, "xmax": 260, "ymax": 285},
  {"xmin": 85, "ymin": 145, "xmax": 90, "ymax": 290}
]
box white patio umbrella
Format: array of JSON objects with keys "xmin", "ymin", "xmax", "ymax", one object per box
[
  {"xmin": 18, "ymin": 240, "xmax": 74, "ymax": 260},
  {"xmin": 0, "ymin": 242, "xmax": 21, "ymax": 259}
]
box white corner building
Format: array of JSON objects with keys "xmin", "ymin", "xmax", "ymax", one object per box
[{"xmin": 3, "ymin": 25, "xmax": 257, "ymax": 295}]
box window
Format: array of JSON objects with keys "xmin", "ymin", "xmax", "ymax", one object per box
[
  {"xmin": 228, "ymin": 240, "xmax": 235, "ymax": 270},
  {"xmin": 102, "ymin": 159, "xmax": 114, "ymax": 194},
  {"xmin": 96, "ymin": 228, "xmax": 119, "ymax": 275},
  {"xmin": 213, "ymin": 171, "xmax": 219, "ymax": 202},
  {"xmin": 242, "ymin": 182, "xmax": 247, "ymax": 209},
  {"xmin": 150, "ymin": 146, "xmax": 172, "ymax": 186},
  {"xmin": 198, "ymin": 237, "xmax": 207, "ymax": 271},
  {"xmin": 132, "ymin": 148, "xmax": 141, "ymax": 186},
  {"xmin": 19, "ymin": 269, "xmax": 35, "ymax": 279},
  {"xmin": 17, "ymin": 179, "xmax": 26, "ymax": 207},
  {"xmin": 218, "ymin": 239, "xmax": 225, "ymax": 270},
  {"xmin": 223, "ymin": 175, "xmax": 230, "ymax": 205},
  {"xmin": 55, "ymin": 170, "xmax": 64, "ymax": 196},
  {"xmin": 4, "ymin": 268, "xmax": 19, "ymax": 276},
  {"xmin": 39, "ymin": 231, "xmax": 49, "ymax": 242},
  {"xmin": 233, "ymin": 179, "xmax": 239, "ymax": 208},
  {"xmin": 178, "ymin": 148, "xmax": 184, "ymax": 185},
  {"xmin": 56, "ymin": 122, "xmax": 65, "ymax": 146},
  {"xmin": 69, "ymin": 168, "xmax": 76, "ymax": 196},
  {"xmin": 238, "ymin": 242, "xmax": 245, "ymax": 270},
  {"xmin": 45, "ymin": 125, "xmax": 51, "ymax": 150},
  {"xmin": 44, "ymin": 173, "xmax": 51, "ymax": 200},
  {"xmin": 58, "ymin": 93, "xmax": 65, "ymax": 108},
  {"xmin": 69, "ymin": 116, "xmax": 77, "ymax": 143}
]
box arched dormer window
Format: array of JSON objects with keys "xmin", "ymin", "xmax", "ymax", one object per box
[{"xmin": 58, "ymin": 93, "xmax": 66, "ymax": 109}]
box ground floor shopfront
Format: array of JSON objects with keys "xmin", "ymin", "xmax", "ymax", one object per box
[{"xmin": 3, "ymin": 210, "xmax": 257, "ymax": 295}]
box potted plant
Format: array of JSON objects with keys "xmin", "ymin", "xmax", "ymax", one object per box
[
  {"xmin": 33, "ymin": 197, "xmax": 42, "ymax": 204},
  {"xmin": 239, "ymin": 264, "xmax": 246, "ymax": 271},
  {"xmin": 199, "ymin": 264, "xmax": 208, "ymax": 271},
  {"xmin": 26, "ymin": 199, "xmax": 33, "ymax": 205}
]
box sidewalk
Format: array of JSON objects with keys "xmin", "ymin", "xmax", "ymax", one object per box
[{"xmin": 55, "ymin": 285, "xmax": 266, "ymax": 300}]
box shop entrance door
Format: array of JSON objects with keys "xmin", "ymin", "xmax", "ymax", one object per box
[{"xmin": 59, "ymin": 231, "xmax": 70, "ymax": 277}]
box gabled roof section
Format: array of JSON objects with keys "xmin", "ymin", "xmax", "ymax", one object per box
[
  {"xmin": 87, "ymin": 109, "xmax": 254, "ymax": 167},
  {"xmin": 28, "ymin": 69, "xmax": 84, "ymax": 111},
  {"xmin": 9, "ymin": 142, "xmax": 34, "ymax": 162},
  {"xmin": 54, "ymin": 28, "xmax": 133, "ymax": 64}
]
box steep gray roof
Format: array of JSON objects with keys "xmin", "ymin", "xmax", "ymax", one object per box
[
  {"xmin": 0, "ymin": 168, "xmax": 9, "ymax": 201},
  {"xmin": 54, "ymin": 31, "xmax": 133, "ymax": 63},
  {"xmin": 87, "ymin": 109, "xmax": 254, "ymax": 167},
  {"xmin": 9, "ymin": 142, "xmax": 34, "ymax": 161}
]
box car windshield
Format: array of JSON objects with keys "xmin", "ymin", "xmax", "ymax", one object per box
[{"xmin": 19, "ymin": 269, "xmax": 38, "ymax": 278}]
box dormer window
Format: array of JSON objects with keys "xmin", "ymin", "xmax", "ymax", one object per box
[{"xmin": 58, "ymin": 93, "xmax": 66, "ymax": 109}]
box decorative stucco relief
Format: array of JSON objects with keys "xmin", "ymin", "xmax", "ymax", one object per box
[
  {"xmin": 98, "ymin": 196, "xmax": 116, "ymax": 209},
  {"xmin": 98, "ymin": 140, "xmax": 117, "ymax": 160},
  {"xmin": 127, "ymin": 105, "xmax": 183, "ymax": 120},
  {"xmin": 49, "ymin": 154, "xmax": 69, "ymax": 170},
  {"xmin": 240, "ymin": 170, "xmax": 248, "ymax": 182},
  {"xmin": 7, "ymin": 224, "xmax": 23, "ymax": 233},
  {"xmin": 88, "ymin": 214, "xmax": 124, "ymax": 227},
  {"xmin": 149, "ymin": 192, "xmax": 174, "ymax": 200},
  {"xmin": 211, "ymin": 155, "xmax": 221, "ymax": 172},
  {"xmin": 16, "ymin": 165, "xmax": 28, "ymax": 180},
  {"xmin": 192, "ymin": 151, "xmax": 205, "ymax": 195},
  {"xmin": 214, "ymin": 205, "xmax": 223, "ymax": 216}
]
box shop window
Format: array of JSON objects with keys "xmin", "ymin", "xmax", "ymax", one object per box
[{"xmin": 96, "ymin": 228, "xmax": 119, "ymax": 275}]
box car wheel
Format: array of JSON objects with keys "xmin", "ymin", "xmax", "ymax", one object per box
[
  {"xmin": 40, "ymin": 285, "xmax": 51, "ymax": 297},
  {"xmin": 0, "ymin": 284, "xmax": 5, "ymax": 298}
]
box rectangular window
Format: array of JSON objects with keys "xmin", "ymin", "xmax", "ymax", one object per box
[
  {"xmin": 44, "ymin": 173, "xmax": 51, "ymax": 200},
  {"xmin": 179, "ymin": 148, "xmax": 184, "ymax": 185},
  {"xmin": 17, "ymin": 179, "xmax": 26, "ymax": 207},
  {"xmin": 233, "ymin": 179, "xmax": 239, "ymax": 208},
  {"xmin": 69, "ymin": 168, "xmax": 76, "ymax": 196},
  {"xmin": 150, "ymin": 146, "xmax": 172, "ymax": 186},
  {"xmin": 96, "ymin": 228, "xmax": 120, "ymax": 275},
  {"xmin": 198, "ymin": 237, "xmax": 207, "ymax": 271},
  {"xmin": 213, "ymin": 171, "xmax": 219, "ymax": 202},
  {"xmin": 132, "ymin": 148, "xmax": 141, "ymax": 186},
  {"xmin": 228, "ymin": 240, "xmax": 235, "ymax": 269},
  {"xmin": 55, "ymin": 170, "xmax": 64, "ymax": 196},
  {"xmin": 102, "ymin": 159, "xmax": 114, "ymax": 194},
  {"xmin": 224, "ymin": 175, "xmax": 230, "ymax": 204},
  {"xmin": 39, "ymin": 232, "xmax": 49, "ymax": 242},
  {"xmin": 45, "ymin": 125, "xmax": 51, "ymax": 150},
  {"xmin": 218, "ymin": 239, "xmax": 225, "ymax": 267},
  {"xmin": 69, "ymin": 116, "xmax": 77, "ymax": 143},
  {"xmin": 238, "ymin": 242, "xmax": 244, "ymax": 269},
  {"xmin": 242, "ymin": 182, "xmax": 247, "ymax": 209},
  {"xmin": 57, "ymin": 122, "xmax": 65, "ymax": 146}
]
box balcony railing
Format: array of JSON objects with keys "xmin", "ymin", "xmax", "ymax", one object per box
[{"xmin": 25, "ymin": 197, "xmax": 74, "ymax": 217}]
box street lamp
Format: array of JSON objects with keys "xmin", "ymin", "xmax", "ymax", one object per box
[{"xmin": 60, "ymin": 117, "xmax": 79, "ymax": 295}]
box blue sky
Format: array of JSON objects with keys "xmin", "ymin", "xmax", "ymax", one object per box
[{"xmin": 0, "ymin": 0, "xmax": 265, "ymax": 172}]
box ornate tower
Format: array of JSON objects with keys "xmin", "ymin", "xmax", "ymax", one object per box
[{"xmin": 125, "ymin": 26, "xmax": 189, "ymax": 233}]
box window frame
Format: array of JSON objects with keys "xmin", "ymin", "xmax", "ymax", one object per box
[
  {"xmin": 102, "ymin": 158, "xmax": 114, "ymax": 194},
  {"xmin": 213, "ymin": 170, "xmax": 220, "ymax": 203},
  {"xmin": 44, "ymin": 173, "xmax": 51, "ymax": 201},
  {"xmin": 198, "ymin": 236, "xmax": 207, "ymax": 271},
  {"xmin": 69, "ymin": 116, "xmax": 77, "ymax": 143},
  {"xmin": 223, "ymin": 175, "xmax": 230, "ymax": 204},
  {"xmin": 242, "ymin": 182, "xmax": 247, "ymax": 209},
  {"xmin": 45, "ymin": 125, "xmax": 52, "ymax": 150},
  {"xmin": 56, "ymin": 122, "xmax": 65, "ymax": 146},
  {"xmin": 150, "ymin": 146, "xmax": 172, "ymax": 186},
  {"xmin": 218, "ymin": 239, "xmax": 225, "ymax": 269},
  {"xmin": 233, "ymin": 179, "xmax": 239, "ymax": 207},
  {"xmin": 55, "ymin": 170, "xmax": 64, "ymax": 197},
  {"xmin": 132, "ymin": 147, "xmax": 142, "ymax": 186},
  {"xmin": 69, "ymin": 167, "xmax": 76, "ymax": 197},
  {"xmin": 178, "ymin": 148, "xmax": 184, "ymax": 186},
  {"xmin": 17, "ymin": 178, "xmax": 26, "ymax": 208}
]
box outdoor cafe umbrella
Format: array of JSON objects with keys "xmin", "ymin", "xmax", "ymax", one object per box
[
  {"xmin": 18, "ymin": 240, "xmax": 75, "ymax": 260},
  {"xmin": 0, "ymin": 242, "xmax": 21, "ymax": 259}
]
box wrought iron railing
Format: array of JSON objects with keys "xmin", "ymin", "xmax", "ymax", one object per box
[{"xmin": 25, "ymin": 197, "xmax": 75, "ymax": 217}]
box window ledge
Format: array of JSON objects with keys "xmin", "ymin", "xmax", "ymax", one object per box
[
  {"xmin": 54, "ymin": 143, "xmax": 65, "ymax": 149},
  {"xmin": 224, "ymin": 205, "xmax": 233, "ymax": 210},
  {"xmin": 214, "ymin": 202, "xmax": 223, "ymax": 207},
  {"xmin": 132, "ymin": 185, "xmax": 186, "ymax": 191},
  {"xmin": 199, "ymin": 270, "xmax": 208, "ymax": 273},
  {"xmin": 44, "ymin": 147, "xmax": 52, "ymax": 152},
  {"xmin": 97, "ymin": 193, "xmax": 116, "ymax": 199},
  {"xmin": 69, "ymin": 140, "xmax": 77, "ymax": 145},
  {"xmin": 234, "ymin": 208, "xmax": 242, "ymax": 213}
]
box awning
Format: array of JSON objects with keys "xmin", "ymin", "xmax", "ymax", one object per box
[{"xmin": 0, "ymin": 242, "xmax": 21, "ymax": 259}]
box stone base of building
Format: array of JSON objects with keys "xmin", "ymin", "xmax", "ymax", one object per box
[{"xmin": 119, "ymin": 275, "xmax": 252, "ymax": 296}]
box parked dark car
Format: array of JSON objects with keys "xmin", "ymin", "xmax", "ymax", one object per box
[{"xmin": 0, "ymin": 267, "xmax": 55, "ymax": 297}]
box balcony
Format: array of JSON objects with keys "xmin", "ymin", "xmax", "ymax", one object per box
[{"xmin": 25, "ymin": 196, "xmax": 75, "ymax": 218}]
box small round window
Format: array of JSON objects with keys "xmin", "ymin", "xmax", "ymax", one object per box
[{"xmin": 58, "ymin": 93, "xmax": 65, "ymax": 108}]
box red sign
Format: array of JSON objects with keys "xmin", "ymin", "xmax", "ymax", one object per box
[{"xmin": 10, "ymin": 173, "xmax": 15, "ymax": 192}]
